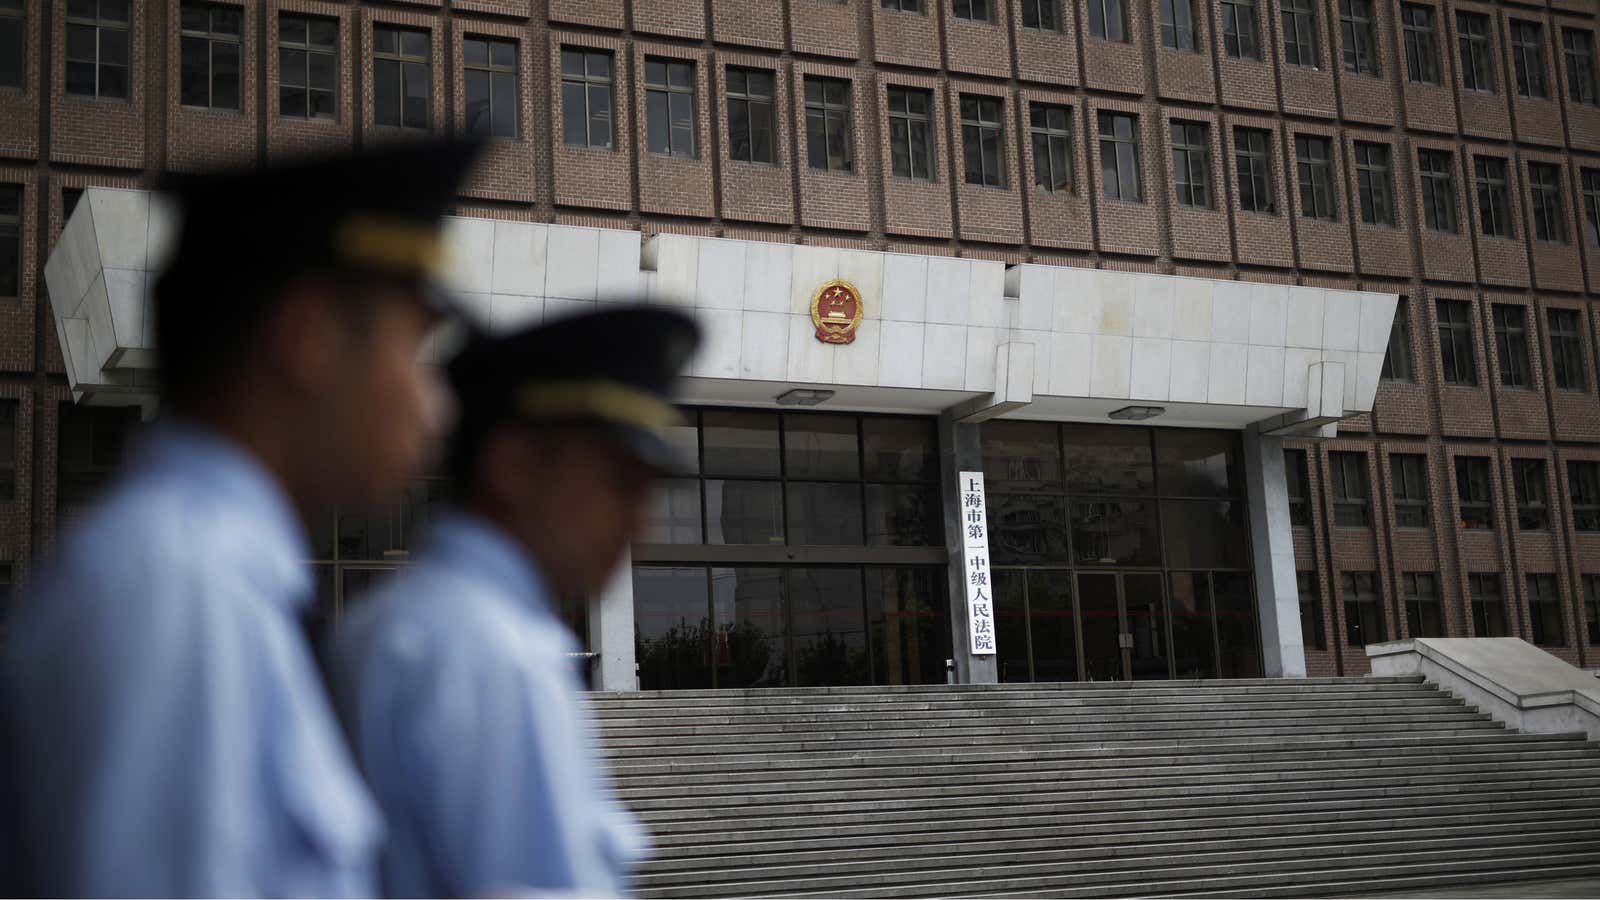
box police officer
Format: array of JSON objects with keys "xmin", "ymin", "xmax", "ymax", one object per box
[
  {"xmin": 329, "ymin": 308, "xmax": 700, "ymax": 897},
  {"xmin": 1, "ymin": 140, "xmax": 480, "ymax": 896}
]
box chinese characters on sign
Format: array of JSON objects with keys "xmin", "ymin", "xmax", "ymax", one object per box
[{"xmin": 959, "ymin": 470, "xmax": 996, "ymax": 657}]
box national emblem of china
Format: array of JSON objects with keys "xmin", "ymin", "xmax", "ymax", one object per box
[{"xmin": 810, "ymin": 278, "xmax": 864, "ymax": 344}]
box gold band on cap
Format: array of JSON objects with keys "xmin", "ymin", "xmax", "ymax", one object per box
[
  {"xmin": 333, "ymin": 215, "xmax": 447, "ymax": 278},
  {"xmin": 514, "ymin": 380, "xmax": 684, "ymax": 435}
]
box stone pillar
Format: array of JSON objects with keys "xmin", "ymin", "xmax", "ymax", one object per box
[
  {"xmin": 938, "ymin": 411, "xmax": 997, "ymax": 684},
  {"xmin": 1242, "ymin": 424, "xmax": 1308, "ymax": 678},
  {"xmin": 589, "ymin": 549, "xmax": 639, "ymax": 692}
]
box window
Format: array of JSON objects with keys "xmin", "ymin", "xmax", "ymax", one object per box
[
  {"xmin": 1285, "ymin": 448, "xmax": 1310, "ymax": 527},
  {"xmin": 1340, "ymin": 0, "xmax": 1378, "ymax": 76},
  {"xmin": 0, "ymin": 562, "xmax": 11, "ymax": 629},
  {"xmin": 1341, "ymin": 572, "xmax": 1383, "ymax": 647},
  {"xmin": 278, "ymin": 15, "xmax": 335, "ymax": 119},
  {"xmin": 1391, "ymin": 453, "xmax": 1429, "ymax": 528},
  {"xmin": 961, "ymin": 96, "xmax": 1005, "ymax": 188},
  {"xmin": 1298, "ymin": 572, "xmax": 1325, "ymax": 649},
  {"xmin": 561, "ymin": 49, "xmax": 612, "ymax": 149},
  {"xmin": 0, "ymin": 185, "xmax": 17, "ymax": 300},
  {"xmin": 1099, "ymin": 112, "xmax": 1140, "ymax": 202},
  {"xmin": 1381, "ymin": 297, "xmax": 1413, "ymax": 382},
  {"xmin": 62, "ymin": 187, "xmax": 83, "ymax": 221},
  {"xmin": 179, "ymin": 4, "xmax": 241, "ymax": 110},
  {"xmin": 57, "ymin": 404, "xmax": 138, "ymax": 532},
  {"xmin": 1584, "ymin": 575, "xmax": 1600, "ymax": 645},
  {"xmin": 1087, "ymin": 0, "xmax": 1125, "ymax": 42},
  {"xmin": 645, "ymin": 58, "xmax": 695, "ymax": 158},
  {"xmin": 1295, "ymin": 135, "xmax": 1335, "ymax": 220},
  {"xmin": 727, "ymin": 67, "xmax": 774, "ymax": 165},
  {"xmin": 887, "ymin": 87, "xmax": 933, "ymax": 180},
  {"xmin": 1221, "ymin": 0, "xmax": 1259, "ymax": 60},
  {"xmin": 1330, "ymin": 451, "xmax": 1370, "ymax": 527},
  {"xmin": 66, "ymin": 0, "xmax": 130, "ymax": 99},
  {"xmin": 805, "ymin": 78, "xmax": 851, "ymax": 172},
  {"xmin": 1418, "ymin": 149, "xmax": 1456, "ymax": 233},
  {"xmin": 1436, "ymin": 299, "xmax": 1476, "ymax": 386},
  {"xmin": 1455, "ymin": 456, "xmax": 1493, "ymax": 530},
  {"xmin": 1401, "ymin": 4, "xmax": 1439, "ymax": 85},
  {"xmin": 1469, "ymin": 572, "xmax": 1506, "ymax": 636},
  {"xmin": 373, "ymin": 26, "xmax": 429, "ymax": 130},
  {"xmin": 1159, "ymin": 0, "xmax": 1195, "ymax": 51},
  {"xmin": 1529, "ymin": 162, "xmax": 1565, "ymax": 243},
  {"xmin": 1020, "ymin": 0, "xmax": 1057, "ymax": 31},
  {"xmin": 953, "ymin": 0, "xmax": 993, "ymax": 23},
  {"xmin": 0, "ymin": 0, "xmax": 23, "ymax": 89},
  {"xmin": 1584, "ymin": 169, "xmax": 1600, "ymax": 247},
  {"xmin": 1564, "ymin": 29, "xmax": 1598, "ymax": 106},
  {"xmin": 1170, "ymin": 121, "xmax": 1209, "ymax": 208},
  {"xmin": 463, "ymin": 37, "xmax": 516, "ymax": 139},
  {"xmin": 1030, "ymin": 104, "xmax": 1073, "ymax": 193},
  {"xmin": 1281, "ymin": 0, "xmax": 1317, "ymax": 67},
  {"xmin": 1234, "ymin": 127, "xmax": 1274, "ymax": 214},
  {"xmin": 1354, "ymin": 141, "xmax": 1394, "ymax": 226},
  {"xmin": 1402, "ymin": 572, "xmax": 1442, "ymax": 638},
  {"xmin": 1548, "ymin": 309, "xmax": 1587, "ymax": 392},
  {"xmin": 1513, "ymin": 458, "xmax": 1549, "ymax": 531},
  {"xmin": 1473, "ymin": 156, "xmax": 1511, "ymax": 238},
  {"xmin": 0, "ymin": 400, "xmax": 14, "ymax": 502},
  {"xmin": 1492, "ymin": 304, "xmax": 1532, "ymax": 389},
  {"xmin": 1457, "ymin": 11, "xmax": 1495, "ymax": 93},
  {"xmin": 1511, "ymin": 20, "xmax": 1547, "ymax": 99},
  {"xmin": 1571, "ymin": 461, "xmax": 1600, "ymax": 532},
  {"xmin": 1527, "ymin": 574, "xmax": 1563, "ymax": 647},
  {"xmin": 881, "ymin": 0, "xmax": 921, "ymax": 10}
]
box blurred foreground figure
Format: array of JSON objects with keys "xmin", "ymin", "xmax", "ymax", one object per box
[
  {"xmin": 1, "ymin": 140, "xmax": 479, "ymax": 897},
  {"xmin": 330, "ymin": 308, "xmax": 700, "ymax": 897}
]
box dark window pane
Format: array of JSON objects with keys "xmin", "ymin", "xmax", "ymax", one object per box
[
  {"xmin": 308, "ymin": 48, "xmax": 335, "ymax": 91},
  {"xmin": 1155, "ymin": 430, "xmax": 1241, "ymax": 497},
  {"xmin": 1025, "ymin": 571, "xmax": 1076, "ymax": 682},
  {"xmin": 705, "ymin": 480, "xmax": 783, "ymax": 545},
  {"xmin": 561, "ymin": 82, "xmax": 586, "ymax": 145},
  {"xmin": 400, "ymin": 29, "xmax": 428, "ymax": 57},
  {"xmin": 790, "ymin": 567, "xmax": 870, "ymax": 686},
  {"xmin": 463, "ymin": 37, "xmax": 488, "ymax": 67},
  {"xmin": 646, "ymin": 90, "xmax": 669, "ymax": 153},
  {"xmin": 634, "ymin": 566, "xmax": 713, "ymax": 690},
  {"xmin": 785, "ymin": 482, "xmax": 864, "ymax": 545},
  {"xmin": 987, "ymin": 494, "xmax": 1068, "ymax": 564},
  {"xmin": 280, "ymin": 48, "xmax": 306, "ymax": 88},
  {"xmin": 1070, "ymin": 499, "xmax": 1159, "ymax": 566},
  {"xmin": 309, "ymin": 18, "xmax": 337, "ymax": 47},
  {"xmin": 867, "ymin": 567, "xmax": 948, "ymax": 687},
  {"xmin": 0, "ymin": 20, "xmax": 22, "ymax": 88},
  {"xmin": 374, "ymin": 57, "xmax": 400, "ymax": 127},
  {"xmin": 994, "ymin": 570, "xmax": 1031, "ymax": 682},
  {"xmin": 865, "ymin": 485, "xmax": 939, "ymax": 547},
  {"xmin": 1213, "ymin": 572, "xmax": 1260, "ymax": 677},
  {"xmin": 212, "ymin": 42, "xmax": 239, "ymax": 110},
  {"xmin": 1064, "ymin": 425, "xmax": 1154, "ymax": 494},
  {"xmin": 491, "ymin": 72, "xmax": 516, "ymax": 138},
  {"xmin": 587, "ymin": 84, "xmax": 611, "ymax": 147},
  {"xmin": 1162, "ymin": 500, "xmax": 1250, "ymax": 569},
  {"xmin": 560, "ymin": 49, "xmax": 583, "ymax": 77},
  {"xmin": 180, "ymin": 36, "xmax": 209, "ymax": 106},
  {"xmin": 1169, "ymin": 572, "xmax": 1216, "ymax": 678},
  {"xmin": 713, "ymin": 567, "xmax": 787, "ymax": 688},
  {"xmin": 982, "ymin": 421, "xmax": 1062, "ymax": 492},
  {"xmin": 785, "ymin": 414, "xmax": 860, "ymax": 480},
  {"xmin": 98, "ymin": 63, "xmax": 127, "ymax": 99},
  {"xmin": 863, "ymin": 417, "xmax": 937, "ymax": 482},
  {"xmin": 402, "ymin": 62, "xmax": 428, "ymax": 129},
  {"xmin": 703, "ymin": 410, "xmax": 780, "ymax": 476},
  {"xmin": 465, "ymin": 69, "xmax": 491, "ymax": 137}
]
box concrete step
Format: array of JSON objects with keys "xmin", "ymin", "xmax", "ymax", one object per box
[{"xmin": 1182, "ymin": 864, "xmax": 1600, "ymax": 899}]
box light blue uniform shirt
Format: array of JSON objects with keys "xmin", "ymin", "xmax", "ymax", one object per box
[
  {"xmin": 1, "ymin": 423, "xmax": 382, "ymax": 897},
  {"xmin": 330, "ymin": 511, "xmax": 646, "ymax": 898}
]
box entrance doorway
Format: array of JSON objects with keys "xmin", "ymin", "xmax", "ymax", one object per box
[
  {"xmin": 1078, "ymin": 572, "xmax": 1169, "ymax": 681},
  {"xmin": 996, "ymin": 570, "xmax": 1172, "ymax": 682}
]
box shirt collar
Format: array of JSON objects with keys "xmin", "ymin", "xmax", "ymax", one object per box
[
  {"xmin": 422, "ymin": 510, "xmax": 557, "ymax": 619},
  {"xmin": 133, "ymin": 419, "xmax": 315, "ymax": 613}
]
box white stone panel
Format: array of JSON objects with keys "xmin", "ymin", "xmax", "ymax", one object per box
[
  {"xmin": 964, "ymin": 326, "xmax": 999, "ymax": 392},
  {"xmin": 1246, "ymin": 345, "xmax": 1286, "ymax": 407},
  {"xmin": 967, "ymin": 261, "xmax": 1006, "ymax": 328},
  {"xmin": 1284, "ymin": 286, "xmax": 1325, "ymax": 349},
  {"xmin": 1282, "ymin": 347, "xmax": 1321, "ymax": 408},
  {"xmin": 595, "ymin": 229, "xmax": 645, "ymax": 299},
  {"xmin": 1211, "ymin": 281, "xmax": 1252, "ymax": 344},
  {"xmin": 1017, "ymin": 265, "xmax": 1054, "ymax": 332},
  {"xmin": 878, "ymin": 321, "xmax": 925, "ymax": 388},
  {"xmin": 787, "ymin": 313, "xmax": 836, "ymax": 383},
  {"xmin": 141, "ymin": 271, "xmax": 159, "ymax": 347},
  {"xmin": 1321, "ymin": 349, "xmax": 1360, "ymax": 410},
  {"xmin": 789, "ymin": 245, "xmax": 839, "ymax": 313},
  {"xmin": 104, "ymin": 268, "xmax": 144, "ymax": 349},
  {"xmin": 1050, "ymin": 332, "xmax": 1092, "ymax": 396},
  {"xmin": 1089, "ymin": 334, "xmax": 1132, "ymax": 398},
  {"xmin": 1053, "ymin": 266, "xmax": 1095, "ymax": 335},
  {"xmin": 82, "ymin": 274, "xmax": 115, "ymax": 372},
  {"xmin": 742, "ymin": 242, "xmax": 794, "ymax": 314},
  {"xmin": 1133, "ymin": 274, "xmax": 1175, "ymax": 339},
  {"xmin": 882, "ymin": 253, "xmax": 928, "ymax": 322},
  {"xmin": 487, "ymin": 221, "xmax": 543, "ymax": 296},
  {"xmin": 649, "ymin": 234, "xmax": 698, "ymax": 307},
  {"xmin": 837, "ymin": 250, "xmax": 884, "ymax": 318},
  {"xmin": 1093, "ymin": 271, "xmax": 1135, "ymax": 336},
  {"xmin": 921, "ymin": 323, "xmax": 967, "ymax": 390},
  {"xmin": 62, "ymin": 317, "xmax": 93, "ymax": 388},
  {"xmin": 440, "ymin": 217, "xmax": 494, "ymax": 294},
  {"xmin": 1171, "ymin": 275, "xmax": 1213, "ymax": 341},
  {"xmin": 90, "ymin": 189, "xmax": 148, "ymax": 271},
  {"xmin": 1130, "ymin": 337, "xmax": 1172, "ymax": 401},
  {"xmin": 1248, "ymin": 282, "xmax": 1288, "ymax": 347},
  {"xmin": 1169, "ymin": 340, "xmax": 1211, "ymax": 403},
  {"xmin": 489, "ymin": 294, "xmax": 543, "ymax": 330},
  {"xmin": 46, "ymin": 206, "xmax": 102, "ymax": 316},
  {"xmin": 1356, "ymin": 351, "xmax": 1387, "ymax": 410},
  {"xmin": 543, "ymin": 298, "xmax": 596, "ymax": 324},
  {"xmin": 837, "ymin": 319, "xmax": 882, "ymax": 386},
  {"xmin": 690, "ymin": 307, "xmax": 742, "ymax": 378},
  {"xmin": 925, "ymin": 256, "xmax": 970, "ymax": 325},
  {"xmin": 1014, "ymin": 329, "xmax": 1052, "ymax": 394},
  {"xmin": 544, "ymin": 227, "xmax": 600, "ymax": 301},
  {"xmin": 1207, "ymin": 341, "xmax": 1248, "ymax": 404},
  {"xmin": 1323, "ymin": 290, "xmax": 1361, "ymax": 351},
  {"xmin": 694, "ymin": 239, "xmax": 746, "ymax": 309},
  {"xmin": 1358, "ymin": 291, "xmax": 1397, "ymax": 353},
  {"xmin": 740, "ymin": 311, "xmax": 789, "ymax": 381}
]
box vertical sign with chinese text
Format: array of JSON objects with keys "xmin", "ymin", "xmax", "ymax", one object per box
[{"xmin": 959, "ymin": 470, "xmax": 996, "ymax": 656}]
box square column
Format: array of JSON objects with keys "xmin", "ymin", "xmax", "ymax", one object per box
[
  {"xmin": 1243, "ymin": 424, "xmax": 1308, "ymax": 677},
  {"xmin": 589, "ymin": 549, "xmax": 639, "ymax": 691},
  {"xmin": 938, "ymin": 412, "xmax": 997, "ymax": 684}
]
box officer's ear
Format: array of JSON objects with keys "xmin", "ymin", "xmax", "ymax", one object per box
[{"xmin": 264, "ymin": 274, "xmax": 348, "ymax": 397}]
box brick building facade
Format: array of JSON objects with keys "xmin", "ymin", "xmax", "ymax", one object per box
[{"xmin": 3, "ymin": 0, "xmax": 1600, "ymax": 679}]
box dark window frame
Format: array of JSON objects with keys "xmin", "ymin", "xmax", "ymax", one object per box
[
  {"xmin": 1159, "ymin": 0, "xmax": 1195, "ymax": 51},
  {"xmin": 1295, "ymin": 134, "xmax": 1335, "ymax": 221},
  {"xmin": 953, "ymin": 0, "xmax": 995, "ymax": 23},
  {"xmin": 0, "ymin": 0, "xmax": 25, "ymax": 89},
  {"xmin": 0, "ymin": 184, "xmax": 18, "ymax": 301},
  {"xmin": 462, "ymin": 35, "xmax": 518, "ymax": 140},
  {"xmin": 1401, "ymin": 3, "xmax": 1440, "ymax": 85},
  {"xmin": 804, "ymin": 77, "xmax": 852, "ymax": 173},
  {"xmin": 887, "ymin": 86, "xmax": 934, "ymax": 181},
  {"xmin": 1285, "ymin": 448, "xmax": 1311, "ymax": 527},
  {"xmin": 1455, "ymin": 455, "xmax": 1493, "ymax": 530},
  {"xmin": 1469, "ymin": 571, "xmax": 1506, "ymax": 636},
  {"xmin": 1583, "ymin": 168, "xmax": 1600, "ymax": 247},
  {"xmin": 1281, "ymin": 0, "xmax": 1318, "ymax": 67},
  {"xmin": 1401, "ymin": 571, "xmax": 1442, "ymax": 638},
  {"xmin": 1221, "ymin": 0, "xmax": 1260, "ymax": 60},
  {"xmin": 1527, "ymin": 573, "xmax": 1564, "ymax": 647},
  {"xmin": 1436, "ymin": 298, "xmax": 1477, "ymax": 386},
  {"xmin": 276, "ymin": 13, "xmax": 336, "ymax": 120},
  {"xmin": 1529, "ymin": 162, "xmax": 1566, "ymax": 244},
  {"xmin": 1419, "ymin": 148, "xmax": 1457, "ymax": 233},
  {"xmin": 1512, "ymin": 457, "xmax": 1549, "ymax": 532},
  {"xmin": 1339, "ymin": 0, "xmax": 1379, "ymax": 76},
  {"xmin": 1391, "ymin": 453, "xmax": 1430, "ymax": 529},
  {"xmin": 1563, "ymin": 28, "xmax": 1598, "ymax": 106},
  {"xmin": 1354, "ymin": 141, "xmax": 1394, "ymax": 226},
  {"xmin": 65, "ymin": 0, "xmax": 131, "ymax": 100},
  {"xmin": 1492, "ymin": 303, "xmax": 1533, "ymax": 389},
  {"xmin": 1029, "ymin": 103, "xmax": 1073, "ymax": 194},
  {"xmin": 1586, "ymin": 575, "xmax": 1600, "ymax": 645},
  {"xmin": 1548, "ymin": 308, "xmax": 1588, "ymax": 393},
  {"xmin": 0, "ymin": 399, "xmax": 15, "ymax": 503},
  {"xmin": 1341, "ymin": 571, "xmax": 1383, "ymax": 647},
  {"xmin": 1474, "ymin": 155, "xmax": 1512, "ymax": 239},
  {"xmin": 179, "ymin": 3, "xmax": 241, "ymax": 111},
  {"xmin": 727, "ymin": 66, "xmax": 775, "ymax": 166},
  {"xmin": 880, "ymin": 0, "xmax": 922, "ymax": 11},
  {"xmin": 372, "ymin": 25, "xmax": 430, "ymax": 130},
  {"xmin": 1510, "ymin": 19, "xmax": 1548, "ymax": 99},
  {"xmin": 1457, "ymin": 11, "xmax": 1496, "ymax": 93},
  {"xmin": 1170, "ymin": 120, "xmax": 1210, "ymax": 209},
  {"xmin": 960, "ymin": 95, "xmax": 1006, "ymax": 189},
  {"xmin": 1086, "ymin": 0, "xmax": 1127, "ymax": 42},
  {"xmin": 1381, "ymin": 297, "xmax": 1414, "ymax": 382},
  {"xmin": 1098, "ymin": 111, "xmax": 1141, "ymax": 203},
  {"xmin": 1298, "ymin": 571, "xmax": 1325, "ymax": 650},
  {"xmin": 644, "ymin": 57, "xmax": 696, "ymax": 159},
  {"xmin": 560, "ymin": 48, "xmax": 613, "ymax": 150},
  {"xmin": 1234, "ymin": 127, "xmax": 1274, "ymax": 215},
  {"xmin": 1571, "ymin": 461, "xmax": 1600, "ymax": 533},
  {"xmin": 1019, "ymin": 0, "xmax": 1058, "ymax": 31},
  {"xmin": 1330, "ymin": 451, "xmax": 1371, "ymax": 528}
]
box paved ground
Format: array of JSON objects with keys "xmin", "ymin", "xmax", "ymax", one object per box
[{"xmin": 1361, "ymin": 878, "xmax": 1600, "ymax": 898}]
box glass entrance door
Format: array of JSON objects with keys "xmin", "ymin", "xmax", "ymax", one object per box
[
  {"xmin": 1077, "ymin": 573, "xmax": 1123, "ymax": 681},
  {"xmin": 1076, "ymin": 571, "xmax": 1171, "ymax": 681}
]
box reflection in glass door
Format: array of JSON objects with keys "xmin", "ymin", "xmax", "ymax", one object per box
[
  {"xmin": 1123, "ymin": 573, "xmax": 1168, "ymax": 680},
  {"xmin": 1077, "ymin": 573, "xmax": 1122, "ymax": 681},
  {"xmin": 993, "ymin": 570, "xmax": 1077, "ymax": 683}
]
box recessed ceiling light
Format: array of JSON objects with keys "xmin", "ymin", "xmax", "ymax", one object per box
[
  {"xmin": 777, "ymin": 388, "xmax": 835, "ymax": 406},
  {"xmin": 1108, "ymin": 405, "xmax": 1165, "ymax": 421}
]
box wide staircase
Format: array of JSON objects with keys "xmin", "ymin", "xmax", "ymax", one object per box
[{"xmin": 593, "ymin": 677, "xmax": 1600, "ymax": 898}]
